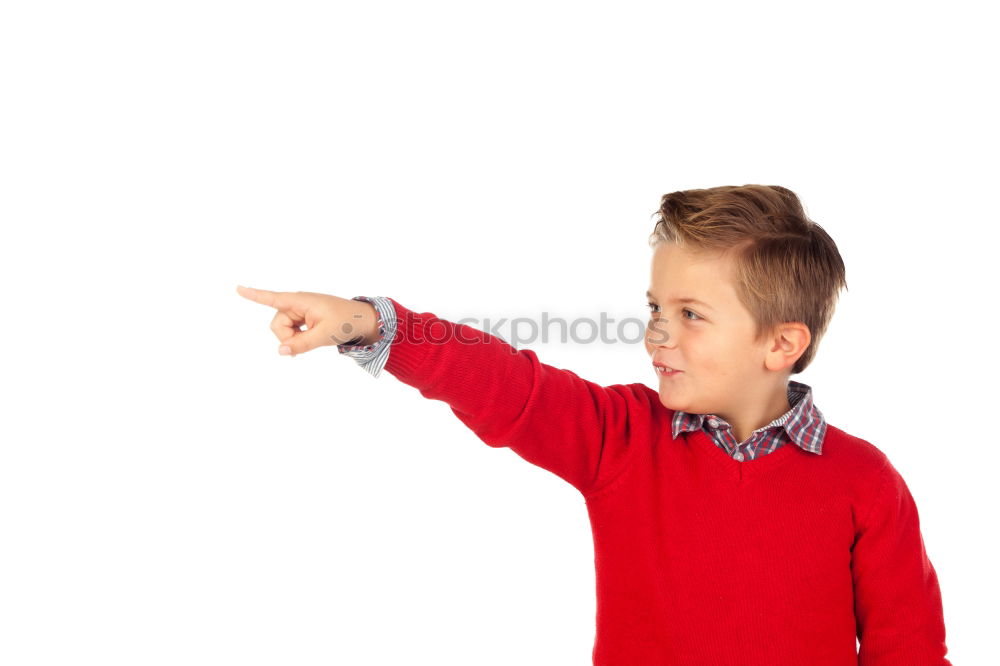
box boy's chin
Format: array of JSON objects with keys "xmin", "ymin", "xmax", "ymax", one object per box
[
  {"xmin": 657, "ymin": 391, "xmax": 686, "ymax": 412},
  {"xmin": 658, "ymin": 390, "xmax": 708, "ymax": 416}
]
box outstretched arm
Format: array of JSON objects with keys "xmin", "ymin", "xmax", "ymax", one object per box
[
  {"xmin": 236, "ymin": 286, "xmax": 663, "ymax": 497},
  {"xmin": 365, "ymin": 297, "xmax": 661, "ymax": 497}
]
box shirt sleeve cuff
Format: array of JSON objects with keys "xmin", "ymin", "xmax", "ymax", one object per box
[{"xmin": 336, "ymin": 296, "xmax": 397, "ymax": 378}]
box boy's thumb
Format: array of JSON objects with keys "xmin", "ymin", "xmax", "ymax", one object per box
[{"xmin": 279, "ymin": 329, "xmax": 324, "ymax": 357}]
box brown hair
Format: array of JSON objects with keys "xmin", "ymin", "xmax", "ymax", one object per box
[{"xmin": 648, "ymin": 184, "xmax": 847, "ymax": 375}]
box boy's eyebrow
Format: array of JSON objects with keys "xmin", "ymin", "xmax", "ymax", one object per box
[{"xmin": 646, "ymin": 290, "xmax": 715, "ymax": 311}]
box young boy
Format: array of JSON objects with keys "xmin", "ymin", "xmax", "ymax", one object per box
[{"xmin": 237, "ymin": 184, "xmax": 950, "ymax": 665}]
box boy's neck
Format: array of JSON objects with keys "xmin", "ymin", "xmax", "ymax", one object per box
[{"xmin": 716, "ymin": 380, "xmax": 794, "ymax": 445}]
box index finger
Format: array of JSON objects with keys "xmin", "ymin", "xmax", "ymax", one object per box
[{"xmin": 236, "ymin": 285, "xmax": 291, "ymax": 310}]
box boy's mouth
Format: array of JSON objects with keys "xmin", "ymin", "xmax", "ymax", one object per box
[{"xmin": 653, "ymin": 361, "xmax": 682, "ymax": 376}]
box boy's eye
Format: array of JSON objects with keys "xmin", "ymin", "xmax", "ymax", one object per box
[{"xmin": 647, "ymin": 302, "xmax": 701, "ymax": 321}]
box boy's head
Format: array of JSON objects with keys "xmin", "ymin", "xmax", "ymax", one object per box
[{"xmin": 643, "ymin": 184, "xmax": 847, "ymax": 425}]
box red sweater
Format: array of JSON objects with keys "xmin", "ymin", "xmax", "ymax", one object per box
[{"xmin": 379, "ymin": 298, "xmax": 951, "ymax": 665}]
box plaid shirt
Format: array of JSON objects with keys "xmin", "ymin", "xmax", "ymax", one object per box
[
  {"xmin": 671, "ymin": 380, "xmax": 827, "ymax": 460},
  {"xmin": 339, "ymin": 296, "xmax": 827, "ymax": 461}
]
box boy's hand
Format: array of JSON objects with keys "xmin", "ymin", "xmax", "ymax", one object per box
[{"xmin": 236, "ymin": 285, "xmax": 379, "ymax": 357}]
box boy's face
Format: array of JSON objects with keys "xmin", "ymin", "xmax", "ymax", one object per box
[{"xmin": 644, "ymin": 241, "xmax": 777, "ymax": 417}]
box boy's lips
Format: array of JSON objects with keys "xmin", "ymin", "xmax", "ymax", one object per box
[{"xmin": 652, "ymin": 361, "xmax": 683, "ymax": 375}]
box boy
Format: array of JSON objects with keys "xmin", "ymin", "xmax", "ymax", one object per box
[{"xmin": 237, "ymin": 184, "xmax": 950, "ymax": 665}]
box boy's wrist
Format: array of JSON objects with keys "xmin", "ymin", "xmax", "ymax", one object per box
[{"xmin": 348, "ymin": 301, "xmax": 381, "ymax": 346}]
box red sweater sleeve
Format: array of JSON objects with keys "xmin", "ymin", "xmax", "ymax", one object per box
[
  {"xmin": 381, "ymin": 298, "xmax": 655, "ymax": 497},
  {"xmin": 852, "ymin": 457, "xmax": 952, "ymax": 665}
]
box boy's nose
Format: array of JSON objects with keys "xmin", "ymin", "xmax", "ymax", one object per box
[{"xmin": 646, "ymin": 318, "xmax": 677, "ymax": 348}]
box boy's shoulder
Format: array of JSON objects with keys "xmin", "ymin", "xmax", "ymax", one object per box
[
  {"xmin": 822, "ymin": 422, "xmax": 890, "ymax": 469},
  {"xmin": 818, "ymin": 423, "xmax": 900, "ymax": 505}
]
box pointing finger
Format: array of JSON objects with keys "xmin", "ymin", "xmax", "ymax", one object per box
[{"xmin": 236, "ymin": 285, "xmax": 290, "ymax": 311}]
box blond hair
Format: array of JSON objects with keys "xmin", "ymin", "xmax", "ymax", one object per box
[{"xmin": 648, "ymin": 184, "xmax": 847, "ymax": 374}]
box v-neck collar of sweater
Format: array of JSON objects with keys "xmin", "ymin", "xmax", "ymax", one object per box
[{"xmin": 683, "ymin": 425, "xmax": 804, "ymax": 482}]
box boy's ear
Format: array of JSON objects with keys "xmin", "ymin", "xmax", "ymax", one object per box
[{"xmin": 765, "ymin": 322, "xmax": 811, "ymax": 372}]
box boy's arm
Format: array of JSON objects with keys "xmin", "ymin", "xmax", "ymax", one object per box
[
  {"xmin": 373, "ymin": 297, "xmax": 658, "ymax": 497},
  {"xmin": 852, "ymin": 458, "xmax": 952, "ymax": 665}
]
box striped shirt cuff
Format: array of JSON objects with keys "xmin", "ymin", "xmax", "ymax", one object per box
[{"xmin": 336, "ymin": 296, "xmax": 397, "ymax": 378}]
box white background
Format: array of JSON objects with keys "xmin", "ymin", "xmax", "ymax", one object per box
[{"xmin": 1, "ymin": 1, "xmax": 995, "ymax": 664}]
